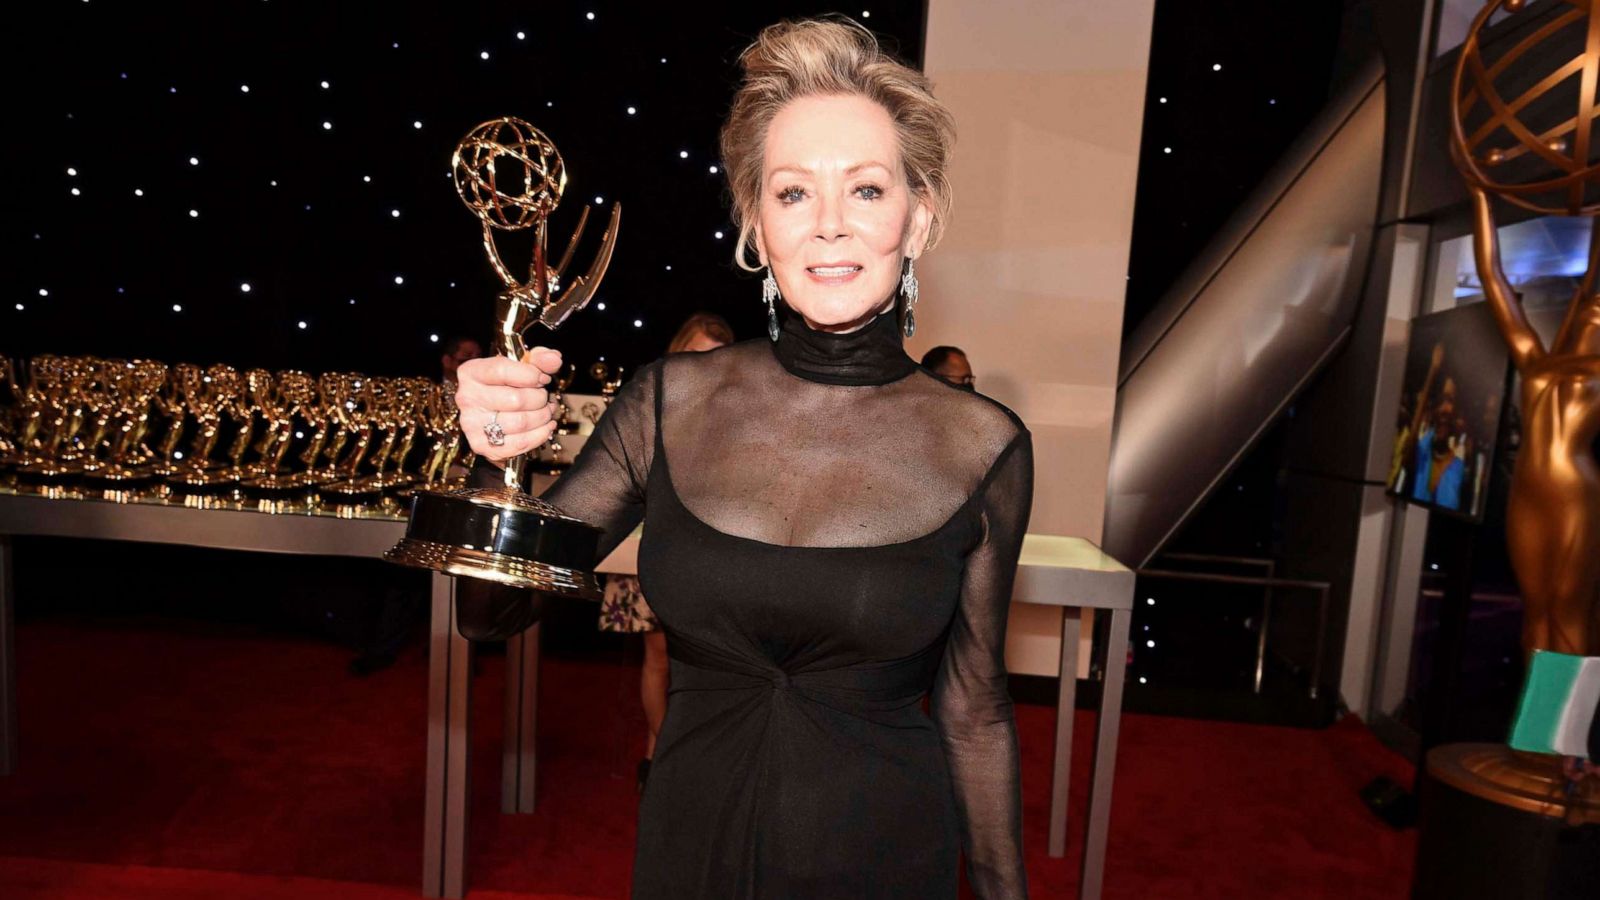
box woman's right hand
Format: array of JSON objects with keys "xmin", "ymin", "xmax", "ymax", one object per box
[{"xmin": 455, "ymin": 347, "xmax": 565, "ymax": 461}]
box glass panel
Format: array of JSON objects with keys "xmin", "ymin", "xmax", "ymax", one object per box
[{"xmin": 1435, "ymin": 0, "xmax": 1512, "ymax": 58}]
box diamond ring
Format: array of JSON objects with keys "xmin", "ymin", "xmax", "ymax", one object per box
[{"xmin": 484, "ymin": 411, "xmax": 507, "ymax": 447}]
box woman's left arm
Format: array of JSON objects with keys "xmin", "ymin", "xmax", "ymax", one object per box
[{"xmin": 931, "ymin": 429, "xmax": 1033, "ymax": 899}]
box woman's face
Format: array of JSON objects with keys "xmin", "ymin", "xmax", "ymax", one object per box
[{"xmin": 756, "ymin": 93, "xmax": 931, "ymax": 334}]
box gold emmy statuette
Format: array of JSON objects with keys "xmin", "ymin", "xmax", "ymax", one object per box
[
  {"xmin": 1440, "ymin": 0, "xmax": 1600, "ymax": 824},
  {"xmin": 18, "ymin": 356, "xmax": 90, "ymax": 481},
  {"xmin": 149, "ymin": 362, "xmax": 196, "ymax": 477},
  {"xmin": 414, "ymin": 381, "xmax": 468, "ymax": 489},
  {"xmin": 385, "ymin": 117, "xmax": 619, "ymax": 595},
  {"xmin": 242, "ymin": 370, "xmax": 312, "ymax": 493},
  {"xmin": 322, "ymin": 375, "xmax": 383, "ymax": 499},
  {"xmin": 168, "ymin": 363, "xmax": 243, "ymax": 490},
  {"xmin": 0, "ymin": 354, "xmax": 18, "ymax": 467},
  {"xmin": 81, "ymin": 359, "xmax": 162, "ymax": 485},
  {"xmin": 8, "ymin": 356, "xmax": 57, "ymax": 467},
  {"xmin": 118, "ymin": 361, "xmax": 170, "ymax": 469}
]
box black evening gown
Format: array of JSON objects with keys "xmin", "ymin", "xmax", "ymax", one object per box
[{"xmin": 458, "ymin": 310, "xmax": 1033, "ymax": 899}]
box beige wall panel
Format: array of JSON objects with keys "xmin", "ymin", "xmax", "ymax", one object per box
[{"xmin": 921, "ymin": 1, "xmax": 1154, "ymax": 675}]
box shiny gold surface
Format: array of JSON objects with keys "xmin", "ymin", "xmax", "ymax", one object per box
[
  {"xmin": 1450, "ymin": 0, "xmax": 1600, "ymax": 656},
  {"xmin": 382, "ymin": 117, "xmax": 617, "ymax": 590},
  {"xmin": 384, "ymin": 537, "xmax": 599, "ymax": 598},
  {"xmin": 1428, "ymin": 743, "xmax": 1600, "ymax": 825},
  {"xmin": 0, "ymin": 353, "xmax": 469, "ymax": 504},
  {"xmin": 449, "ymin": 117, "xmax": 619, "ymax": 491},
  {"xmin": 0, "ymin": 478, "xmax": 408, "ymax": 522}
]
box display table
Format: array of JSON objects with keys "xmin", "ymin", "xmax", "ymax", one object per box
[{"xmin": 0, "ymin": 488, "xmax": 1132, "ymax": 900}]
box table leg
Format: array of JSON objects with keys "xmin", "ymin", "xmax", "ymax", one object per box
[
  {"xmin": 0, "ymin": 535, "xmax": 16, "ymax": 776},
  {"xmin": 1079, "ymin": 607, "xmax": 1130, "ymax": 900},
  {"xmin": 501, "ymin": 622, "xmax": 539, "ymax": 814},
  {"xmin": 423, "ymin": 574, "xmax": 472, "ymax": 899},
  {"xmin": 1048, "ymin": 607, "xmax": 1081, "ymax": 858}
]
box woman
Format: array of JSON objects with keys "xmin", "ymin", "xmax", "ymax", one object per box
[
  {"xmin": 456, "ymin": 18, "xmax": 1031, "ymax": 898},
  {"xmin": 601, "ymin": 313, "xmax": 734, "ymax": 790}
]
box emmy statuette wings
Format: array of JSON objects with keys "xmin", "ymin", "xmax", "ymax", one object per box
[{"xmin": 384, "ymin": 118, "xmax": 621, "ymax": 597}]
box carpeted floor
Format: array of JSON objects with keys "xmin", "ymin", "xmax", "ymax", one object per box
[{"xmin": 0, "ymin": 615, "xmax": 1417, "ymax": 898}]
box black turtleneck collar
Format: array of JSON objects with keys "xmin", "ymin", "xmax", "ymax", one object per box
[{"xmin": 770, "ymin": 308, "xmax": 917, "ymax": 386}]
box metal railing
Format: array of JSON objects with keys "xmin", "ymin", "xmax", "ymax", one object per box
[{"xmin": 1137, "ymin": 553, "xmax": 1331, "ymax": 699}]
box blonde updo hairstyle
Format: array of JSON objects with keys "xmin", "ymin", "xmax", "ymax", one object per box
[{"xmin": 720, "ymin": 17, "xmax": 956, "ymax": 273}]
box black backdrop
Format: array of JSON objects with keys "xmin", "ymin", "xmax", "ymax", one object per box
[
  {"xmin": 10, "ymin": 2, "xmax": 926, "ymax": 386},
  {"xmin": 10, "ymin": 1, "xmax": 1347, "ymax": 389}
]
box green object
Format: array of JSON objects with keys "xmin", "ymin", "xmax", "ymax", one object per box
[{"xmin": 1508, "ymin": 650, "xmax": 1599, "ymax": 757}]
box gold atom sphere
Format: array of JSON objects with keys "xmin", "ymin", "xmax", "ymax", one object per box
[
  {"xmin": 1450, "ymin": 0, "xmax": 1600, "ymax": 216},
  {"xmin": 451, "ymin": 117, "xmax": 567, "ymax": 230}
]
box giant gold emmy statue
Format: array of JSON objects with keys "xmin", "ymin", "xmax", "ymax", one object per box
[
  {"xmin": 385, "ymin": 117, "xmax": 619, "ymax": 596},
  {"xmin": 1437, "ymin": 0, "xmax": 1599, "ymax": 823}
]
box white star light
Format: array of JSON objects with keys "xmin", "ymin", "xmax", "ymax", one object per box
[
  {"xmin": 1159, "ymin": 97, "xmax": 1167, "ymax": 103},
  {"xmin": 862, "ymin": 9, "xmax": 871, "ymax": 16},
  {"xmin": 322, "ymin": 121, "xmax": 333, "ymax": 130},
  {"xmin": 594, "ymin": 195, "xmax": 604, "ymax": 204},
  {"xmin": 413, "ymin": 120, "xmax": 422, "ymax": 129},
  {"xmin": 709, "ymin": 165, "xmax": 719, "ymax": 174},
  {"xmin": 660, "ymin": 57, "xmax": 667, "ymax": 63},
  {"xmin": 597, "ymin": 302, "xmax": 607, "ymax": 310},
  {"xmin": 430, "ymin": 334, "xmax": 439, "ymax": 342},
  {"xmin": 1146, "ymin": 640, "xmax": 1156, "ymax": 648},
  {"xmin": 586, "ymin": 11, "xmax": 595, "ymax": 20},
  {"xmin": 480, "ymin": 51, "xmax": 490, "ymax": 60},
  {"xmin": 516, "ymin": 31, "xmax": 526, "ymax": 40},
  {"xmin": 363, "ymin": 175, "xmax": 371, "ymax": 183},
  {"xmin": 391, "ymin": 209, "xmax": 401, "ymax": 218},
  {"xmin": 394, "ymin": 275, "xmax": 404, "ymax": 285},
  {"xmin": 269, "ymin": 180, "xmax": 277, "ymax": 187},
  {"xmin": 1163, "ymin": 147, "xmax": 1172, "ymax": 154},
  {"xmin": 633, "ymin": 319, "xmax": 643, "ymax": 328},
  {"xmin": 70, "ymin": 187, "xmax": 81, "ymax": 196},
  {"xmin": 665, "ymin": 265, "xmax": 672, "ymax": 271},
  {"xmin": 189, "ymin": 156, "xmax": 199, "ymax": 165},
  {"xmin": 240, "ymin": 283, "xmax": 252, "ymax": 293},
  {"xmin": 1212, "ymin": 63, "xmax": 1222, "ymax": 71},
  {"xmin": 67, "ymin": 167, "xmax": 78, "ymax": 176},
  {"xmin": 38, "ymin": 288, "xmax": 48, "ymax": 296},
  {"xmin": 240, "ymin": 84, "xmax": 250, "ymax": 93},
  {"xmin": 320, "ymin": 80, "xmax": 330, "ymax": 89},
  {"xmin": 679, "ymin": 150, "xmax": 688, "ymax": 158},
  {"xmin": 298, "ymin": 321, "xmax": 308, "ymax": 329},
  {"xmin": 189, "ymin": 209, "xmax": 199, "ymax": 217},
  {"xmin": 714, "ymin": 230, "xmax": 724, "ymax": 239},
  {"xmin": 627, "ymin": 106, "xmax": 636, "ymax": 115},
  {"xmin": 13, "ymin": 304, "xmax": 22, "ymax": 311},
  {"xmin": 172, "ymin": 304, "xmax": 183, "ymax": 312},
  {"xmin": 134, "ymin": 188, "xmax": 144, "ymax": 196}
]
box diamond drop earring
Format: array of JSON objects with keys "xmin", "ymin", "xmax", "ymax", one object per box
[
  {"xmin": 899, "ymin": 257, "xmax": 920, "ymax": 338},
  {"xmin": 762, "ymin": 268, "xmax": 781, "ymax": 342}
]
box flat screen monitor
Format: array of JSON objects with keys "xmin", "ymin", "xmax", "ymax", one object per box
[{"xmin": 1385, "ymin": 302, "xmax": 1511, "ymax": 523}]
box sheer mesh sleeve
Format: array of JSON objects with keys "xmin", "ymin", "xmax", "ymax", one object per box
[
  {"xmin": 931, "ymin": 429, "xmax": 1033, "ymax": 899},
  {"xmin": 454, "ymin": 360, "xmax": 659, "ymax": 642},
  {"xmin": 539, "ymin": 359, "xmax": 659, "ymax": 559}
]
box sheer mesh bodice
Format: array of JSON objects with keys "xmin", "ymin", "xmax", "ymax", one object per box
[{"xmin": 459, "ymin": 309, "xmax": 1033, "ymax": 899}]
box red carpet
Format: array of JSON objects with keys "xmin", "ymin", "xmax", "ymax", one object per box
[{"xmin": 0, "ymin": 615, "xmax": 1416, "ymax": 898}]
